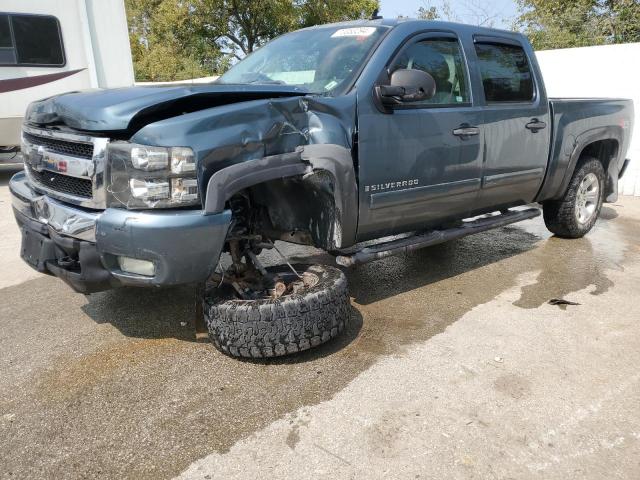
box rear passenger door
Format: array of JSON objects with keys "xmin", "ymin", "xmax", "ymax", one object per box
[{"xmin": 472, "ymin": 36, "xmax": 550, "ymax": 211}]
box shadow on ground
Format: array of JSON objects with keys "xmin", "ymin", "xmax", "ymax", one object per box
[{"xmin": 2, "ymin": 202, "xmax": 638, "ymax": 479}]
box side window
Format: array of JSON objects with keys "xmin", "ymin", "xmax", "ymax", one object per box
[
  {"xmin": 474, "ymin": 42, "xmax": 534, "ymax": 103},
  {"xmin": 392, "ymin": 38, "xmax": 470, "ymax": 106},
  {"xmin": 0, "ymin": 14, "xmax": 64, "ymax": 66},
  {"xmin": 0, "ymin": 15, "xmax": 15, "ymax": 64}
]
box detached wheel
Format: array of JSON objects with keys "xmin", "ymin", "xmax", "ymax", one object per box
[
  {"xmin": 543, "ymin": 157, "xmax": 605, "ymax": 238},
  {"xmin": 204, "ymin": 264, "xmax": 349, "ymax": 358}
]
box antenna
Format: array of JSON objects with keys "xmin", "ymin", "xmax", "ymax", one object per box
[{"xmin": 371, "ymin": 8, "xmax": 383, "ymax": 20}]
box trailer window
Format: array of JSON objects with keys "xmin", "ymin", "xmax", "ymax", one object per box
[
  {"xmin": 0, "ymin": 14, "xmax": 16, "ymax": 64},
  {"xmin": 0, "ymin": 15, "xmax": 11, "ymax": 47},
  {"xmin": 0, "ymin": 14, "xmax": 64, "ymax": 66},
  {"xmin": 474, "ymin": 42, "xmax": 533, "ymax": 103}
]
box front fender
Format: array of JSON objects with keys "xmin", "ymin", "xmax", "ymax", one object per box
[{"xmin": 203, "ymin": 144, "xmax": 358, "ymax": 249}]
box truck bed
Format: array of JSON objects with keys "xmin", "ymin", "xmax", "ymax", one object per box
[{"xmin": 536, "ymin": 98, "xmax": 634, "ymax": 203}]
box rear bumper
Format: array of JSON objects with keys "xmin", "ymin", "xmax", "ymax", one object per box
[{"xmin": 10, "ymin": 171, "xmax": 232, "ymax": 293}]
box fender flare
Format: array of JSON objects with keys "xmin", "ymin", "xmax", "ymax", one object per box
[
  {"xmin": 557, "ymin": 126, "xmax": 623, "ymax": 201},
  {"xmin": 203, "ymin": 151, "xmax": 310, "ymax": 214},
  {"xmin": 203, "ymin": 144, "xmax": 358, "ymax": 248},
  {"xmin": 299, "ymin": 144, "xmax": 358, "ymax": 248}
]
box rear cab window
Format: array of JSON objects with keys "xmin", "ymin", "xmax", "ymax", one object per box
[
  {"xmin": 474, "ymin": 41, "xmax": 534, "ymax": 103},
  {"xmin": 0, "ymin": 13, "xmax": 65, "ymax": 66}
]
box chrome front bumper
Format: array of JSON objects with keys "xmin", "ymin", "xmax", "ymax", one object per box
[
  {"xmin": 10, "ymin": 172, "xmax": 232, "ymax": 292},
  {"xmin": 11, "ymin": 170, "xmax": 99, "ymax": 242}
]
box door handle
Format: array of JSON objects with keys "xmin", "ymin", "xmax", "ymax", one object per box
[
  {"xmin": 452, "ymin": 124, "xmax": 480, "ymax": 138},
  {"xmin": 525, "ymin": 119, "xmax": 547, "ymax": 132}
]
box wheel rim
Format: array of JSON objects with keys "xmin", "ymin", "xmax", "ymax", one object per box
[{"xmin": 575, "ymin": 172, "xmax": 600, "ymax": 225}]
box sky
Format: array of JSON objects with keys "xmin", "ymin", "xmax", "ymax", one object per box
[{"xmin": 378, "ymin": 0, "xmax": 519, "ymax": 29}]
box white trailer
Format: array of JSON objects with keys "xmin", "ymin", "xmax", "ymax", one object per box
[{"xmin": 0, "ymin": 0, "xmax": 134, "ymax": 166}]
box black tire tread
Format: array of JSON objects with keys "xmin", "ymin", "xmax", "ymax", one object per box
[
  {"xmin": 543, "ymin": 157, "xmax": 605, "ymax": 239},
  {"xmin": 204, "ymin": 264, "xmax": 349, "ymax": 358}
]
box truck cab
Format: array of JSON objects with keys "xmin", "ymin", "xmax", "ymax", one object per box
[{"xmin": 355, "ymin": 23, "xmax": 552, "ymax": 238}]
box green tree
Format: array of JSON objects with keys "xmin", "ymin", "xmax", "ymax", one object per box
[
  {"xmin": 515, "ymin": 0, "xmax": 640, "ymax": 50},
  {"xmin": 126, "ymin": 0, "xmax": 379, "ymax": 82},
  {"xmin": 417, "ymin": 1, "xmax": 498, "ymax": 26},
  {"xmin": 126, "ymin": 0, "xmax": 227, "ymax": 81},
  {"xmin": 417, "ymin": 4, "xmax": 441, "ymax": 20}
]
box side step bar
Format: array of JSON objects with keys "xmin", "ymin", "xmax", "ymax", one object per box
[{"xmin": 335, "ymin": 207, "xmax": 541, "ymax": 267}]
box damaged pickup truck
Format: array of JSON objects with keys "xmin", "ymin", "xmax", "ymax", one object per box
[{"xmin": 10, "ymin": 19, "xmax": 634, "ymax": 358}]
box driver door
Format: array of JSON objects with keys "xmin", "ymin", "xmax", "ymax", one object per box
[{"xmin": 356, "ymin": 33, "xmax": 483, "ymax": 240}]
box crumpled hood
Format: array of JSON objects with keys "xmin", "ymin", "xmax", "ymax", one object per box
[{"xmin": 24, "ymin": 83, "xmax": 310, "ymax": 133}]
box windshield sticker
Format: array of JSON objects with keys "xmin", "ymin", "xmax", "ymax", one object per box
[
  {"xmin": 331, "ymin": 27, "xmax": 376, "ymax": 38},
  {"xmin": 324, "ymin": 80, "xmax": 338, "ymax": 90}
]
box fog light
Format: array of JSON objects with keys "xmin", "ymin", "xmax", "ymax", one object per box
[
  {"xmin": 117, "ymin": 256, "xmax": 155, "ymax": 276},
  {"xmin": 171, "ymin": 177, "xmax": 199, "ymax": 203},
  {"xmin": 129, "ymin": 178, "xmax": 170, "ymax": 201}
]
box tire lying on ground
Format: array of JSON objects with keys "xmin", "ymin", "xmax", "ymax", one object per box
[
  {"xmin": 204, "ymin": 264, "xmax": 350, "ymax": 358},
  {"xmin": 543, "ymin": 156, "xmax": 605, "ymax": 239}
]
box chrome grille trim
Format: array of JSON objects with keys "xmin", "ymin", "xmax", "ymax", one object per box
[
  {"xmin": 26, "ymin": 164, "xmax": 94, "ymax": 198},
  {"xmin": 23, "ymin": 131, "xmax": 94, "ymax": 159},
  {"xmin": 22, "ymin": 125, "xmax": 109, "ymax": 209}
]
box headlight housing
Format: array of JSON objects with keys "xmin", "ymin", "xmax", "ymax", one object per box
[{"xmin": 107, "ymin": 142, "xmax": 200, "ymax": 209}]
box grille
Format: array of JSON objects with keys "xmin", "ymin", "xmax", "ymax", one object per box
[
  {"xmin": 24, "ymin": 132, "xmax": 94, "ymax": 159},
  {"xmin": 27, "ymin": 165, "xmax": 93, "ymax": 198}
]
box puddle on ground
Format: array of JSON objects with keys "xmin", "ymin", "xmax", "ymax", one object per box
[
  {"xmin": 512, "ymin": 208, "xmax": 637, "ymax": 309},
  {"xmin": 2, "ymin": 200, "xmax": 639, "ymax": 479}
]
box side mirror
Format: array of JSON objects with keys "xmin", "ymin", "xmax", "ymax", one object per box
[{"xmin": 376, "ymin": 69, "xmax": 436, "ymax": 106}]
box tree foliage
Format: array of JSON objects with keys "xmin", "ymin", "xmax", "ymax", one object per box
[
  {"xmin": 516, "ymin": 0, "xmax": 640, "ymax": 50},
  {"xmin": 417, "ymin": 1, "xmax": 498, "ymax": 27},
  {"xmin": 126, "ymin": 0, "xmax": 379, "ymax": 81}
]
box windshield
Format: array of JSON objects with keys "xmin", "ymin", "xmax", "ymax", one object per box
[{"xmin": 217, "ymin": 26, "xmax": 387, "ymax": 94}]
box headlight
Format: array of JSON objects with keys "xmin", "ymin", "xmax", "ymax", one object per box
[
  {"xmin": 129, "ymin": 178, "xmax": 170, "ymax": 201},
  {"xmin": 170, "ymin": 147, "xmax": 197, "ymax": 174},
  {"xmin": 171, "ymin": 177, "xmax": 199, "ymax": 202},
  {"xmin": 130, "ymin": 146, "xmax": 169, "ymax": 171},
  {"xmin": 107, "ymin": 142, "xmax": 199, "ymax": 209}
]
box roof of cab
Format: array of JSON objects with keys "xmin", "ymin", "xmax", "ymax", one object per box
[{"xmin": 301, "ymin": 17, "xmax": 524, "ymax": 39}]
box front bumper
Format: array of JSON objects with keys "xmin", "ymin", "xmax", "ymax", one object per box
[{"xmin": 10, "ymin": 171, "xmax": 232, "ymax": 293}]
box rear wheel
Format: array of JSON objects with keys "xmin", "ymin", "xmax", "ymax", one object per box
[
  {"xmin": 543, "ymin": 157, "xmax": 605, "ymax": 238},
  {"xmin": 204, "ymin": 264, "xmax": 350, "ymax": 358}
]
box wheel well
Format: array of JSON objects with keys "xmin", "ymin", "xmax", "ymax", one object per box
[
  {"xmin": 225, "ymin": 173, "xmax": 341, "ymax": 251},
  {"xmin": 578, "ymin": 139, "xmax": 619, "ymax": 197},
  {"xmin": 579, "ymin": 139, "xmax": 618, "ymax": 170}
]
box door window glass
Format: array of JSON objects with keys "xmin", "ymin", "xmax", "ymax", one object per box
[
  {"xmin": 391, "ymin": 38, "xmax": 470, "ymax": 106},
  {"xmin": 474, "ymin": 42, "xmax": 534, "ymax": 103}
]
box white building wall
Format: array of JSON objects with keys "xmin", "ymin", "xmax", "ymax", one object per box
[{"xmin": 536, "ymin": 43, "xmax": 640, "ymax": 196}]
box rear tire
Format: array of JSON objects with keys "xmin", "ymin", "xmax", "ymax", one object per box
[
  {"xmin": 204, "ymin": 264, "xmax": 349, "ymax": 359},
  {"xmin": 543, "ymin": 157, "xmax": 605, "ymax": 238}
]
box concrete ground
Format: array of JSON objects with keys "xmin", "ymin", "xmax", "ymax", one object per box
[{"xmin": 1, "ymin": 169, "xmax": 639, "ymax": 479}]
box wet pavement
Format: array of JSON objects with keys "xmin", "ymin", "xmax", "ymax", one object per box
[{"xmin": 1, "ymin": 169, "xmax": 639, "ymax": 479}]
